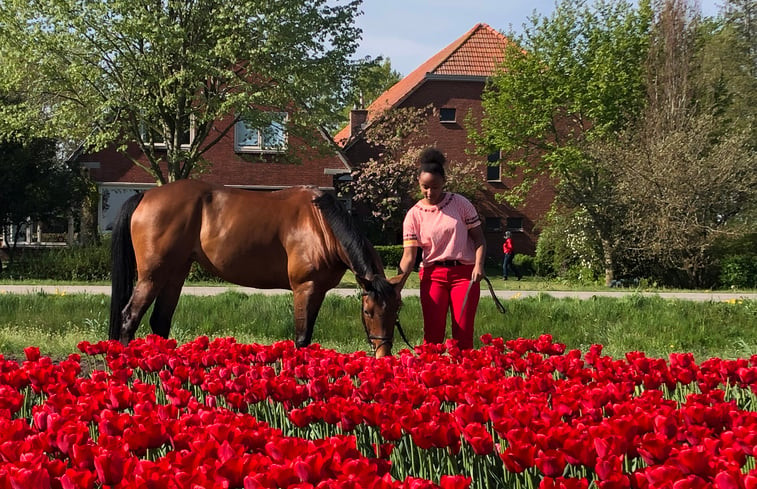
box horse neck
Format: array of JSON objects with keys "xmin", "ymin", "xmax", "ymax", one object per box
[{"xmin": 311, "ymin": 194, "xmax": 383, "ymax": 281}]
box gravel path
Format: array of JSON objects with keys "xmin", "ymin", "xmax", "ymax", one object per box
[{"xmin": 1, "ymin": 284, "xmax": 755, "ymax": 302}]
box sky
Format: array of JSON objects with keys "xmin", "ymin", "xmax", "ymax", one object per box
[{"xmin": 353, "ymin": 0, "xmax": 724, "ymax": 77}]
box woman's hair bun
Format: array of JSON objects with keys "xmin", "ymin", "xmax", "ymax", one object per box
[{"xmin": 419, "ymin": 147, "xmax": 446, "ymax": 167}]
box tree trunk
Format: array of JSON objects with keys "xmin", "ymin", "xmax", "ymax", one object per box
[
  {"xmin": 601, "ymin": 238, "xmax": 615, "ymax": 287},
  {"xmin": 78, "ymin": 176, "xmax": 101, "ymax": 246}
]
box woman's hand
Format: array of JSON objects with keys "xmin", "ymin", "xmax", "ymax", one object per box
[{"xmin": 471, "ymin": 264, "xmax": 485, "ymax": 283}]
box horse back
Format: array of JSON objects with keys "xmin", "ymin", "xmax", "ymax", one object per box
[{"xmin": 129, "ymin": 180, "xmax": 345, "ymax": 289}]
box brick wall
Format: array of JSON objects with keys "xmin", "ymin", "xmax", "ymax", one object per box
[
  {"xmin": 86, "ymin": 121, "xmax": 346, "ymax": 190},
  {"xmin": 344, "ymin": 78, "xmax": 556, "ymax": 257}
]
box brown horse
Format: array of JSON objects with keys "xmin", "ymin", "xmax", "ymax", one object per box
[{"xmin": 109, "ymin": 180, "xmax": 408, "ymax": 357}]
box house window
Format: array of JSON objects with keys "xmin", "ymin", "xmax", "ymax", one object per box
[
  {"xmin": 235, "ymin": 112, "xmax": 287, "ymax": 153},
  {"xmin": 485, "ymin": 217, "xmax": 502, "ymax": 232},
  {"xmin": 439, "ymin": 108, "xmax": 456, "ymax": 123},
  {"xmin": 486, "ymin": 151, "xmax": 501, "ymax": 182},
  {"xmin": 506, "ymin": 217, "xmax": 523, "ymax": 231}
]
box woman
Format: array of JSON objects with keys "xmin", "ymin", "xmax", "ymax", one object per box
[{"xmin": 398, "ymin": 147, "xmax": 486, "ymax": 349}]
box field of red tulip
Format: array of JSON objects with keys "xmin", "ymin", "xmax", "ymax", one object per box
[{"xmin": 2, "ymin": 333, "xmax": 757, "ymax": 489}]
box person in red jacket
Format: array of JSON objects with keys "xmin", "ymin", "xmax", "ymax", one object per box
[{"xmin": 502, "ymin": 231, "xmax": 522, "ymax": 280}]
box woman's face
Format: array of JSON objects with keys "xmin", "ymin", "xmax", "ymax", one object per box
[{"xmin": 418, "ymin": 171, "xmax": 445, "ymax": 205}]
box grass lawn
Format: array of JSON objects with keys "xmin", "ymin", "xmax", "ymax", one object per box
[{"xmin": 0, "ymin": 289, "xmax": 755, "ymax": 362}]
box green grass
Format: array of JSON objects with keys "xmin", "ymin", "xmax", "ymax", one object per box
[{"xmin": 0, "ymin": 290, "xmax": 755, "ymax": 362}]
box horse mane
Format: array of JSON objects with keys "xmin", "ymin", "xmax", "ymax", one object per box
[{"xmin": 312, "ymin": 192, "xmax": 394, "ymax": 301}]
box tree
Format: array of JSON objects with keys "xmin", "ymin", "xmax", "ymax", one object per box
[
  {"xmin": 337, "ymin": 57, "xmax": 402, "ymax": 130},
  {"xmin": 0, "ymin": 138, "xmax": 87, "ymax": 266},
  {"xmin": 594, "ymin": 0, "xmax": 757, "ymax": 287},
  {"xmin": 474, "ymin": 0, "xmax": 653, "ymax": 285},
  {"xmin": 0, "ymin": 0, "xmax": 362, "ymax": 184},
  {"xmin": 722, "ymin": 0, "xmax": 756, "ymax": 78}
]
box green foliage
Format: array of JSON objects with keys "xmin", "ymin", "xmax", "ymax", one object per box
[
  {"xmin": 444, "ymin": 159, "xmax": 487, "ymax": 204},
  {"xmin": 0, "ymin": 0, "xmax": 362, "ymax": 183},
  {"xmin": 474, "ymin": 0, "xmax": 651, "ymax": 199},
  {"xmin": 533, "ymin": 209, "xmax": 603, "ymax": 279},
  {"xmin": 513, "ymin": 254, "xmax": 535, "ymax": 276},
  {"xmin": 472, "ymin": 0, "xmax": 652, "ymax": 286},
  {"xmin": 1, "ymin": 244, "xmax": 110, "ymax": 281},
  {"xmin": 0, "ymin": 139, "xmax": 88, "ymax": 250},
  {"xmin": 719, "ymin": 255, "xmax": 757, "ymax": 288},
  {"xmin": 375, "ymin": 245, "xmax": 404, "ymax": 269},
  {"xmin": 186, "ymin": 263, "xmax": 224, "ymax": 283},
  {"xmin": 336, "ymin": 58, "xmax": 402, "ymax": 131}
]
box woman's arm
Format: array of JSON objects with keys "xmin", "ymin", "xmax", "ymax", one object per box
[
  {"xmin": 398, "ymin": 246, "xmax": 418, "ymax": 276},
  {"xmin": 469, "ymin": 225, "xmax": 486, "ymax": 283}
]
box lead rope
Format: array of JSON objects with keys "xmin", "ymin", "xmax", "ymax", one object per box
[
  {"xmin": 394, "ymin": 319, "xmax": 414, "ymax": 350},
  {"xmin": 484, "ymin": 276, "xmax": 507, "ymax": 314},
  {"xmin": 460, "ymin": 275, "xmax": 507, "ymax": 319}
]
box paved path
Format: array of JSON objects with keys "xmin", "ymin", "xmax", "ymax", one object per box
[{"xmin": 1, "ymin": 284, "xmax": 755, "ymax": 302}]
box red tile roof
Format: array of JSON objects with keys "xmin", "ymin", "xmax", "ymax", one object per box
[{"xmin": 335, "ymin": 23, "xmax": 511, "ymax": 146}]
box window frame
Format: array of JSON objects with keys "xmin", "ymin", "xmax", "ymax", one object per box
[
  {"xmin": 484, "ymin": 217, "xmax": 502, "ymax": 233},
  {"xmin": 234, "ymin": 112, "xmax": 288, "ymax": 154},
  {"xmin": 486, "ymin": 150, "xmax": 501, "ymax": 182},
  {"xmin": 506, "ymin": 217, "xmax": 524, "ymax": 232},
  {"xmin": 439, "ymin": 107, "xmax": 456, "ymax": 124}
]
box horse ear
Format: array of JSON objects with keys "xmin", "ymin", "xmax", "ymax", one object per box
[
  {"xmin": 388, "ymin": 271, "xmax": 410, "ymax": 293},
  {"xmin": 355, "ymin": 274, "xmax": 372, "ymax": 293}
]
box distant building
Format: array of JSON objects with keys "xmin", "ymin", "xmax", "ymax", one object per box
[
  {"xmin": 335, "ymin": 23, "xmax": 556, "ymax": 256},
  {"xmin": 77, "ymin": 120, "xmax": 349, "ymax": 233}
]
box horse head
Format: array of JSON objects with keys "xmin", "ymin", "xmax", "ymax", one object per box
[{"xmin": 356, "ymin": 272, "xmax": 410, "ymax": 358}]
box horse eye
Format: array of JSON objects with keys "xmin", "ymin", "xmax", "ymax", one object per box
[{"xmin": 363, "ymin": 308, "xmax": 373, "ymax": 318}]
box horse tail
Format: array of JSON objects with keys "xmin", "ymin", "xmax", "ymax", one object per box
[{"xmin": 109, "ymin": 193, "xmax": 145, "ymax": 340}]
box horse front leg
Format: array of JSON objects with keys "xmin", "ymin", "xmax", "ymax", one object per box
[{"xmin": 292, "ymin": 283, "xmax": 326, "ymax": 348}]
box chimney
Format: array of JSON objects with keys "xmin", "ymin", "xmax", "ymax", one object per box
[{"xmin": 349, "ymin": 109, "xmax": 368, "ymax": 138}]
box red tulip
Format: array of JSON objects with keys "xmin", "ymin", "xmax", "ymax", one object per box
[
  {"xmin": 540, "ymin": 476, "xmax": 590, "ymax": 489},
  {"xmin": 440, "ymin": 474, "xmax": 472, "ymax": 489},
  {"xmin": 59, "ymin": 468, "xmax": 97, "ymax": 489},
  {"xmin": 596, "ymin": 474, "xmax": 631, "ymax": 489},
  {"xmin": 462, "ymin": 423, "xmax": 494, "ymax": 455},
  {"xmin": 23, "ymin": 346, "xmax": 41, "ymax": 362},
  {"xmin": 93, "ymin": 448, "xmax": 128, "ymax": 485},
  {"xmin": 714, "ymin": 469, "xmax": 744, "ymax": 489},
  {"xmin": 536, "ymin": 449, "xmax": 567, "ymax": 478}
]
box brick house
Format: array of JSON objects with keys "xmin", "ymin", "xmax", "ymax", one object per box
[
  {"xmin": 79, "ymin": 117, "xmax": 350, "ymax": 233},
  {"xmin": 334, "ymin": 23, "xmax": 556, "ymax": 259}
]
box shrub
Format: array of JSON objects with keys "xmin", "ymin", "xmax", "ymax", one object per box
[
  {"xmin": 1, "ymin": 241, "xmax": 111, "ymax": 281},
  {"xmin": 533, "ymin": 209, "xmax": 602, "ymax": 279},
  {"xmin": 375, "ymin": 245, "xmax": 403, "ymax": 269},
  {"xmin": 719, "ymin": 255, "xmax": 757, "ymax": 289},
  {"xmin": 513, "ymin": 254, "xmax": 534, "ymax": 276},
  {"xmin": 186, "ymin": 263, "xmax": 224, "ymax": 283}
]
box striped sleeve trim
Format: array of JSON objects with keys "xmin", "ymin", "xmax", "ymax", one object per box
[{"xmin": 465, "ymin": 215, "xmax": 481, "ymax": 229}]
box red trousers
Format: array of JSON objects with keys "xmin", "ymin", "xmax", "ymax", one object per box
[{"xmin": 418, "ymin": 264, "xmax": 480, "ymax": 349}]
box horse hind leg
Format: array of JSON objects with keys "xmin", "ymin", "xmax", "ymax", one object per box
[
  {"xmin": 292, "ymin": 283, "xmax": 327, "ymax": 348},
  {"xmin": 118, "ymin": 280, "xmax": 159, "ymax": 345},
  {"xmin": 149, "ymin": 262, "xmax": 191, "ymax": 338}
]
